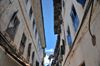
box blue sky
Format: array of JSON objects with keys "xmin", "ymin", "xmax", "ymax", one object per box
[{"xmin": 42, "ymin": 0, "xmax": 57, "ymax": 65}]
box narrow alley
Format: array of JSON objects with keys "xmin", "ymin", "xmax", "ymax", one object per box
[{"xmin": 0, "ymin": 0, "xmax": 100, "ymax": 66}]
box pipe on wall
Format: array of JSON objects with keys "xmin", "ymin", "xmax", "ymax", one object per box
[{"xmin": 63, "ymin": 0, "xmax": 94, "ymax": 66}]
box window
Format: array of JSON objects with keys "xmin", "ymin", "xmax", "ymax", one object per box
[
  {"xmin": 35, "ymin": 28, "xmax": 37, "ymax": 39},
  {"xmin": 38, "ymin": 39, "xmax": 40, "ymax": 50},
  {"xmin": 6, "ymin": 16, "xmax": 19, "ymax": 41},
  {"xmin": 33, "ymin": 19, "xmax": 35, "ymax": 31},
  {"xmin": 32, "ymin": 52, "xmax": 35, "ymax": 66},
  {"xmin": 25, "ymin": 0, "xmax": 28, "ymax": 5},
  {"xmin": 19, "ymin": 33, "xmax": 26, "ymax": 54},
  {"xmin": 36, "ymin": 61, "xmax": 39, "ymax": 66},
  {"xmin": 63, "ymin": 0, "xmax": 65, "ymax": 8},
  {"xmin": 76, "ymin": 0, "xmax": 86, "ymax": 7},
  {"xmin": 29, "ymin": 6, "xmax": 33, "ymax": 19},
  {"xmin": 71, "ymin": 5, "xmax": 80, "ymax": 33},
  {"xmin": 61, "ymin": 39, "xmax": 65, "ymax": 55},
  {"xmin": 27, "ymin": 43, "xmax": 31, "ymax": 62},
  {"xmin": 67, "ymin": 27, "xmax": 72, "ymax": 47},
  {"xmin": 38, "ymin": 39, "xmax": 42, "ymax": 56},
  {"xmin": 39, "ymin": 47, "xmax": 42, "ymax": 57}
]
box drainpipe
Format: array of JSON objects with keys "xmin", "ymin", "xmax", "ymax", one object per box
[
  {"xmin": 63, "ymin": 0, "xmax": 94, "ymax": 66},
  {"xmin": 88, "ymin": 0, "xmax": 96, "ymax": 46}
]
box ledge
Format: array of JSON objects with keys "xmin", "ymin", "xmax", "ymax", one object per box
[{"xmin": 53, "ymin": 0, "xmax": 62, "ymax": 34}]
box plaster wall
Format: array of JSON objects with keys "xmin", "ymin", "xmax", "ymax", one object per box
[
  {"xmin": 0, "ymin": 0, "xmax": 43, "ymax": 65},
  {"xmin": 61, "ymin": 0, "xmax": 100, "ymax": 66}
]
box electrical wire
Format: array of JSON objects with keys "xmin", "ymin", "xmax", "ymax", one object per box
[{"xmin": 89, "ymin": 0, "xmax": 94, "ymax": 38}]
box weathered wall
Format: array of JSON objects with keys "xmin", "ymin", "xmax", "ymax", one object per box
[
  {"xmin": 61, "ymin": 0, "xmax": 100, "ymax": 66},
  {"xmin": 0, "ymin": 47, "xmax": 22, "ymax": 66},
  {"xmin": 0, "ymin": 0, "xmax": 43, "ymax": 66}
]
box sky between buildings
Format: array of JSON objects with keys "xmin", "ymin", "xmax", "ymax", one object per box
[{"xmin": 42, "ymin": 0, "xmax": 57, "ymax": 66}]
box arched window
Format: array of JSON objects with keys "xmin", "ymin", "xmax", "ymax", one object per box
[
  {"xmin": 27, "ymin": 43, "xmax": 31, "ymax": 62},
  {"xmin": 32, "ymin": 52, "xmax": 35, "ymax": 66}
]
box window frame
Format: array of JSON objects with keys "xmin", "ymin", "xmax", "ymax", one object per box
[
  {"xmin": 27, "ymin": 43, "xmax": 31, "ymax": 62},
  {"xmin": 35, "ymin": 28, "xmax": 37, "ymax": 39},
  {"xmin": 32, "ymin": 52, "xmax": 35, "ymax": 66},
  {"xmin": 66, "ymin": 26, "xmax": 72, "ymax": 48},
  {"xmin": 19, "ymin": 33, "xmax": 27, "ymax": 54},
  {"xmin": 33, "ymin": 19, "xmax": 35, "ymax": 31},
  {"xmin": 6, "ymin": 16, "xmax": 20, "ymax": 41},
  {"xmin": 63, "ymin": 0, "xmax": 65, "ymax": 8},
  {"xmin": 29, "ymin": 6, "xmax": 33, "ymax": 20},
  {"xmin": 76, "ymin": 0, "xmax": 86, "ymax": 7},
  {"xmin": 70, "ymin": 5, "xmax": 80, "ymax": 33}
]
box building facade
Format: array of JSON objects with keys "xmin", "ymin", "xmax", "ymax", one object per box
[
  {"xmin": 53, "ymin": 0, "xmax": 100, "ymax": 66},
  {"xmin": 0, "ymin": 0, "xmax": 46, "ymax": 66},
  {"xmin": 52, "ymin": 35, "xmax": 64, "ymax": 66},
  {"xmin": 48, "ymin": 54, "xmax": 54, "ymax": 66}
]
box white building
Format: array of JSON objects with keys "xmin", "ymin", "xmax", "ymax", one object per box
[
  {"xmin": 0, "ymin": 0, "xmax": 46, "ymax": 66},
  {"xmin": 53, "ymin": 0, "xmax": 100, "ymax": 66}
]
